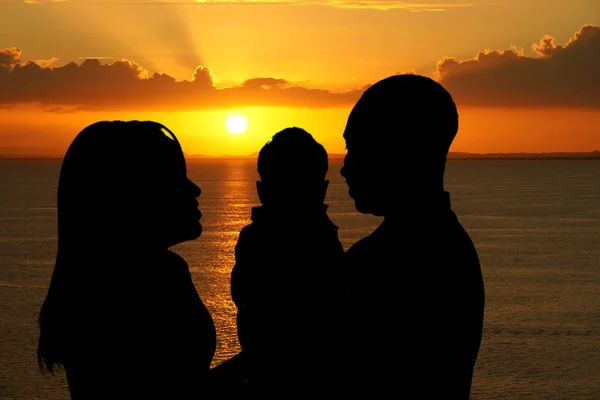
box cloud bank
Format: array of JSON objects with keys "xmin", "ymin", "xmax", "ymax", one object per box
[
  {"xmin": 1, "ymin": 25, "xmax": 598, "ymax": 111},
  {"xmin": 437, "ymin": 24, "xmax": 600, "ymax": 108},
  {"xmin": 0, "ymin": 54, "xmax": 363, "ymax": 111}
]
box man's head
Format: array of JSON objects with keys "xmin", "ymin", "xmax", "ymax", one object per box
[
  {"xmin": 257, "ymin": 127, "xmax": 329, "ymax": 209},
  {"xmin": 341, "ymin": 74, "xmax": 458, "ymax": 216}
]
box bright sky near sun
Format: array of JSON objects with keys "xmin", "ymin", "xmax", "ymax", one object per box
[
  {"xmin": 0, "ymin": 0, "xmax": 599, "ymax": 156},
  {"xmin": 226, "ymin": 115, "xmax": 247, "ymax": 135}
]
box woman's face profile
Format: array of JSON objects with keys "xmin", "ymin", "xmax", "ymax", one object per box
[
  {"xmin": 59, "ymin": 121, "xmax": 203, "ymax": 250},
  {"xmin": 147, "ymin": 140, "xmax": 202, "ymax": 249}
]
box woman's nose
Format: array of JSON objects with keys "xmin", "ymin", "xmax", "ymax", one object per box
[{"xmin": 188, "ymin": 178, "xmax": 201, "ymax": 198}]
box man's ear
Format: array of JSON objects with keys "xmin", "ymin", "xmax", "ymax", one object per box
[
  {"xmin": 257, "ymin": 180, "xmax": 269, "ymax": 206},
  {"xmin": 256, "ymin": 180, "xmax": 264, "ymax": 203}
]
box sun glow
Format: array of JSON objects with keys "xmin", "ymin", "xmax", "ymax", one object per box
[{"xmin": 226, "ymin": 115, "xmax": 248, "ymax": 134}]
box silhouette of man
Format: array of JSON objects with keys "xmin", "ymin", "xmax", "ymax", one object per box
[{"xmin": 340, "ymin": 74, "xmax": 485, "ymax": 399}]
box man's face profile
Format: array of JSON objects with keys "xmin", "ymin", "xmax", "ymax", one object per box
[{"xmin": 341, "ymin": 108, "xmax": 390, "ymax": 217}]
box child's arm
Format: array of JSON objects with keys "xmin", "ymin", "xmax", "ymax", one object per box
[{"xmin": 230, "ymin": 225, "xmax": 256, "ymax": 351}]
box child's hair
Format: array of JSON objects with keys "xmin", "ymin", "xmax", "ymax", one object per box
[{"xmin": 257, "ymin": 127, "xmax": 328, "ymax": 184}]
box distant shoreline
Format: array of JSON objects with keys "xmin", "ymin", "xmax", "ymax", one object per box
[
  {"xmin": 446, "ymin": 151, "xmax": 600, "ymax": 160},
  {"xmin": 2, "ymin": 151, "xmax": 599, "ymax": 160},
  {"xmin": 168, "ymin": 151, "xmax": 600, "ymax": 160}
]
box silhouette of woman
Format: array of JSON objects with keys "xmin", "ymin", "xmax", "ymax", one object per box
[{"xmin": 37, "ymin": 121, "xmax": 216, "ymax": 399}]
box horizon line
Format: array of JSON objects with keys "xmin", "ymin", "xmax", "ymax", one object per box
[{"xmin": 1, "ymin": 150, "xmax": 599, "ymax": 160}]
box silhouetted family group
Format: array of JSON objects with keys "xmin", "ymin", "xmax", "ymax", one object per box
[{"xmin": 37, "ymin": 74, "xmax": 485, "ymax": 399}]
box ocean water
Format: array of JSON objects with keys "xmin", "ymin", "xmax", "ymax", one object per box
[{"xmin": 0, "ymin": 158, "xmax": 599, "ymax": 399}]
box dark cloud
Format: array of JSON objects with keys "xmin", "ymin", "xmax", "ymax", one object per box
[
  {"xmin": 0, "ymin": 50, "xmax": 362, "ymax": 111},
  {"xmin": 242, "ymin": 77, "xmax": 289, "ymax": 89},
  {"xmin": 5, "ymin": 25, "xmax": 597, "ymax": 112},
  {"xmin": 0, "ymin": 47, "xmax": 22, "ymax": 67},
  {"xmin": 437, "ymin": 25, "xmax": 600, "ymax": 108}
]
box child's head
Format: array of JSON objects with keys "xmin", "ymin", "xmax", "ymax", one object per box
[{"xmin": 257, "ymin": 127, "xmax": 329, "ymax": 209}]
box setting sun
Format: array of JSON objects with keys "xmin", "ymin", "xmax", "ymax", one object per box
[{"xmin": 226, "ymin": 115, "xmax": 248, "ymax": 135}]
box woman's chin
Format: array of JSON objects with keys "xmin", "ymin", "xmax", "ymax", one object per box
[
  {"xmin": 191, "ymin": 223, "xmax": 202, "ymax": 239},
  {"xmin": 181, "ymin": 222, "xmax": 202, "ymax": 242},
  {"xmin": 164, "ymin": 222, "xmax": 202, "ymax": 247}
]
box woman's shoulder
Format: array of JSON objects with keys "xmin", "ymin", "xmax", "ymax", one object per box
[
  {"xmin": 164, "ymin": 249, "xmax": 188, "ymax": 265},
  {"xmin": 141, "ymin": 250, "xmax": 192, "ymax": 283}
]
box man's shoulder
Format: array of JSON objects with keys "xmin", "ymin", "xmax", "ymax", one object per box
[
  {"xmin": 346, "ymin": 235, "xmax": 370, "ymax": 256},
  {"xmin": 346, "ymin": 223, "xmax": 384, "ymax": 258},
  {"xmin": 235, "ymin": 223, "xmax": 261, "ymax": 252},
  {"xmin": 237, "ymin": 223, "xmax": 256, "ymax": 239}
]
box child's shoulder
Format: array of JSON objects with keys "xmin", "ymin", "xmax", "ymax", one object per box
[{"xmin": 237, "ymin": 222, "xmax": 258, "ymax": 240}]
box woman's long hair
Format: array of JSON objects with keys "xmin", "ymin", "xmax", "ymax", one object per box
[{"xmin": 37, "ymin": 120, "xmax": 181, "ymax": 374}]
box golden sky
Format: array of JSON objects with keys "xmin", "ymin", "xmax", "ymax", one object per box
[{"xmin": 0, "ymin": 0, "xmax": 599, "ymax": 156}]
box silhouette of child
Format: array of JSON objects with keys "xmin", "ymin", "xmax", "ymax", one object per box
[{"xmin": 216, "ymin": 127, "xmax": 345, "ymax": 397}]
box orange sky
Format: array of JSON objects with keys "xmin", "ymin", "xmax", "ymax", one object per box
[{"xmin": 0, "ymin": 0, "xmax": 599, "ymax": 156}]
